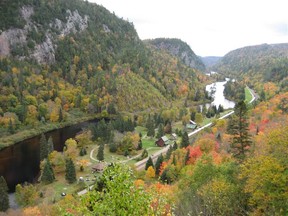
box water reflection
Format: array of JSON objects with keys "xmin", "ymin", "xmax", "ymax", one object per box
[{"xmin": 206, "ymin": 80, "xmax": 235, "ymax": 109}]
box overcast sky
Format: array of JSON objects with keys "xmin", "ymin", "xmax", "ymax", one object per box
[{"xmin": 88, "ymin": 0, "xmax": 287, "ymax": 57}]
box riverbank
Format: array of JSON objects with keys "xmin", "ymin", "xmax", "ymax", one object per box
[{"xmin": 0, "ymin": 112, "xmax": 106, "ymax": 149}]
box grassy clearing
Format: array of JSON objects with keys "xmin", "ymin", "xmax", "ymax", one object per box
[{"xmin": 245, "ymin": 87, "xmax": 253, "ymax": 104}]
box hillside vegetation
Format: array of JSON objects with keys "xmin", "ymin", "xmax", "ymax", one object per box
[
  {"xmin": 146, "ymin": 38, "xmax": 206, "ymax": 71},
  {"xmin": 0, "ymin": 0, "xmax": 209, "ymax": 143},
  {"xmin": 213, "ymin": 43, "xmax": 288, "ymax": 93}
]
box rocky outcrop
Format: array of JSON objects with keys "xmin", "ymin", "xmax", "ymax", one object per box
[
  {"xmin": 0, "ymin": 6, "xmax": 89, "ymax": 64},
  {"xmin": 147, "ymin": 38, "xmax": 206, "ymax": 72},
  {"xmin": 0, "ymin": 28, "xmax": 27, "ymax": 57},
  {"xmin": 32, "ymin": 34, "xmax": 55, "ymax": 64},
  {"xmin": 51, "ymin": 9, "xmax": 89, "ymax": 37}
]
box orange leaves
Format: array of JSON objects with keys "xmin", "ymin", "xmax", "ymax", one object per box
[{"xmin": 178, "ymin": 84, "xmax": 189, "ymax": 95}]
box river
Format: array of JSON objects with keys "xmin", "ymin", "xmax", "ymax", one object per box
[
  {"xmin": 0, "ymin": 119, "xmax": 99, "ymax": 192},
  {"xmin": 205, "ymin": 79, "xmax": 235, "ymax": 109}
]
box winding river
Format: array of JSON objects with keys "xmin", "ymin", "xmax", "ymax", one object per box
[
  {"xmin": 206, "ymin": 79, "xmax": 235, "ymax": 109},
  {"xmin": 0, "ymin": 119, "xmax": 99, "ymax": 192}
]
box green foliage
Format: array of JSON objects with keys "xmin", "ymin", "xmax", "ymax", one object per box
[
  {"xmin": 65, "ymin": 158, "xmax": 77, "ymax": 184},
  {"xmin": 155, "ymin": 154, "xmax": 164, "ymax": 176},
  {"xmin": 156, "ymin": 123, "xmax": 164, "ymax": 139},
  {"xmin": 228, "ymin": 101, "xmax": 252, "ymax": 161},
  {"xmin": 145, "ymin": 156, "xmax": 154, "ymax": 170},
  {"xmin": 97, "ymin": 143, "xmax": 104, "ymax": 161},
  {"xmin": 81, "ymin": 164, "xmax": 153, "ymax": 215},
  {"xmin": 91, "ymin": 119, "xmax": 112, "ymax": 143},
  {"xmin": 176, "ymin": 156, "xmax": 246, "ymax": 215},
  {"xmin": 146, "ymin": 38, "xmax": 206, "ymax": 71},
  {"xmin": 180, "ymin": 131, "xmax": 189, "ymax": 148},
  {"xmin": 165, "ymin": 145, "xmax": 173, "ymax": 160},
  {"xmin": 15, "ymin": 183, "xmax": 38, "ymax": 207},
  {"xmin": 41, "ymin": 159, "xmax": 55, "ymax": 184},
  {"xmin": 0, "ymin": 176, "xmax": 9, "ymax": 212}
]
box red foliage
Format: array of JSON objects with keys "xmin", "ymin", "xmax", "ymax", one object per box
[{"xmin": 186, "ymin": 146, "xmax": 202, "ymax": 165}]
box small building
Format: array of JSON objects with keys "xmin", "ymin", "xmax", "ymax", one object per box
[
  {"xmin": 171, "ymin": 133, "xmax": 177, "ymax": 140},
  {"xmin": 186, "ymin": 120, "xmax": 197, "ymax": 130},
  {"xmin": 155, "ymin": 136, "xmax": 169, "ymax": 147},
  {"xmin": 92, "ymin": 163, "xmax": 105, "ymax": 173}
]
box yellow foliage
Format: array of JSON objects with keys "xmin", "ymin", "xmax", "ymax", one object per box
[
  {"xmin": 134, "ymin": 179, "xmax": 145, "ymax": 188},
  {"xmin": 146, "ymin": 166, "xmax": 156, "ymax": 179},
  {"xmin": 50, "ymin": 108, "xmax": 59, "ymax": 122}
]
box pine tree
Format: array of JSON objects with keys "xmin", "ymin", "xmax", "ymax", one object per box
[
  {"xmin": 65, "ymin": 158, "xmax": 77, "ymax": 184},
  {"xmin": 156, "ymin": 123, "xmax": 164, "ymax": 138},
  {"xmin": 172, "ymin": 154, "xmax": 177, "ymax": 165},
  {"xmin": 39, "ymin": 133, "xmax": 48, "ymax": 161},
  {"xmin": 229, "ymin": 101, "xmax": 252, "ymax": 161},
  {"xmin": 41, "ymin": 159, "xmax": 55, "ymax": 184},
  {"xmin": 145, "ymin": 157, "xmax": 154, "ymax": 170},
  {"xmin": 155, "ymin": 154, "xmax": 164, "ymax": 175},
  {"xmin": 184, "ymin": 148, "xmax": 190, "ymax": 165},
  {"xmin": 8, "ymin": 118, "xmax": 15, "ymax": 134},
  {"xmin": 97, "ymin": 144, "xmax": 104, "ymax": 161},
  {"xmin": 173, "ymin": 141, "xmax": 178, "ymax": 150},
  {"xmin": 59, "ymin": 107, "xmax": 63, "ymax": 122},
  {"xmin": 165, "ymin": 145, "xmax": 173, "ymax": 160},
  {"xmin": 47, "ymin": 136, "xmax": 54, "ymax": 154},
  {"xmin": 180, "ymin": 131, "xmax": 189, "ymax": 148},
  {"xmin": 137, "ymin": 139, "xmax": 142, "ymax": 150},
  {"xmin": 146, "ymin": 115, "xmax": 155, "ymax": 137},
  {"xmin": 0, "ymin": 176, "xmax": 9, "ymax": 212}
]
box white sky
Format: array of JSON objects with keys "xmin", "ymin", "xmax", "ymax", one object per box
[{"xmin": 88, "ymin": 0, "xmax": 288, "ymax": 56}]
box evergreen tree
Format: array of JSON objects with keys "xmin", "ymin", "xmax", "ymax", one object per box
[
  {"xmin": 41, "ymin": 159, "xmax": 55, "ymax": 184},
  {"xmin": 0, "ymin": 176, "xmax": 9, "ymax": 212},
  {"xmin": 137, "ymin": 139, "xmax": 142, "ymax": 150},
  {"xmin": 155, "ymin": 154, "xmax": 164, "ymax": 176},
  {"xmin": 156, "ymin": 123, "xmax": 164, "ymax": 139},
  {"xmin": 172, "ymin": 154, "xmax": 177, "ymax": 165},
  {"xmin": 165, "ymin": 145, "xmax": 173, "ymax": 160},
  {"xmin": 146, "ymin": 116, "xmax": 155, "ymax": 137},
  {"xmin": 47, "ymin": 136, "xmax": 54, "ymax": 154},
  {"xmin": 59, "ymin": 107, "xmax": 63, "ymax": 122},
  {"xmin": 180, "ymin": 131, "xmax": 189, "ymax": 148},
  {"xmin": 109, "ymin": 143, "xmax": 117, "ymax": 153},
  {"xmin": 97, "ymin": 143, "xmax": 104, "ymax": 161},
  {"xmin": 229, "ymin": 101, "xmax": 252, "ymax": 161},
  {"xmin": 184, "ymin": 148, "xmax": 190, "ymax": 165},
  {"xmin": 145, "ymin": 157, "xmax": 154, "ymax": 170},
  {"xmin": 39, "ymin": 133, "xmax": 48, "ymax": 161},
  {"xmin": 65, "ymin": 158, "xmax": 77, "ymax": 184},
  {"xmin": 173, "ymin": 141, "xmax": 178, "ymax": 150},
  {"xmin": 8, "ymin": 118, "xmax": 15, "ymax": 134}
]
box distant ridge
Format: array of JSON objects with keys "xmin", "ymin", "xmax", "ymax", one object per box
[{"xmin": 146, "ymin": 38, "xmax": 206, "ymax": 72}]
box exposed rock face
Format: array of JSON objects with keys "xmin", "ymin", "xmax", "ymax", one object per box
[
  {"xmin": 147, "ymin": 38, "xmax": 206, "ymax": 71},
  {"xmin": 32, "ymin": 34, "xmax": 55, "ymax": 64},
  {"xmin": 0, "ymin": 6, "xmax": 89, "ymax": 64},
  {"xmin": 0, "ymin": 29, "xmax": 27, "ymax": 57},
  {"xmin": 52, "ymin": 9, "xmax": 89, "ymax": 37}
]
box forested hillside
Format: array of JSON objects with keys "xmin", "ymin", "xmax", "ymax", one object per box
[
  {"xmin": 0, "ymin": 0, "xmax": 207, "ymax": 144},
  {"xmin": 146, "ymin": 38, "xmax": 206, "ymax": 71},
  {"xmin": 213, "ymin": 43, "xmax": 288, "ymax": 91}
]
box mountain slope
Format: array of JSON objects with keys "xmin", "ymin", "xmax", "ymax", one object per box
[
  {"xmin": 213, "ymin": 43, "xmax": 288, "ymax": 82},
  {"xmin": 0, "ymin": 0, "xmax": 208, "ymax": 140},
  {"xmin": 146, "ymin": 38, "xmax": 206, "ymax": 72},
  {"xmin": 201, "ymin": 56, "xmax": 222, "ymax": 68}
]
